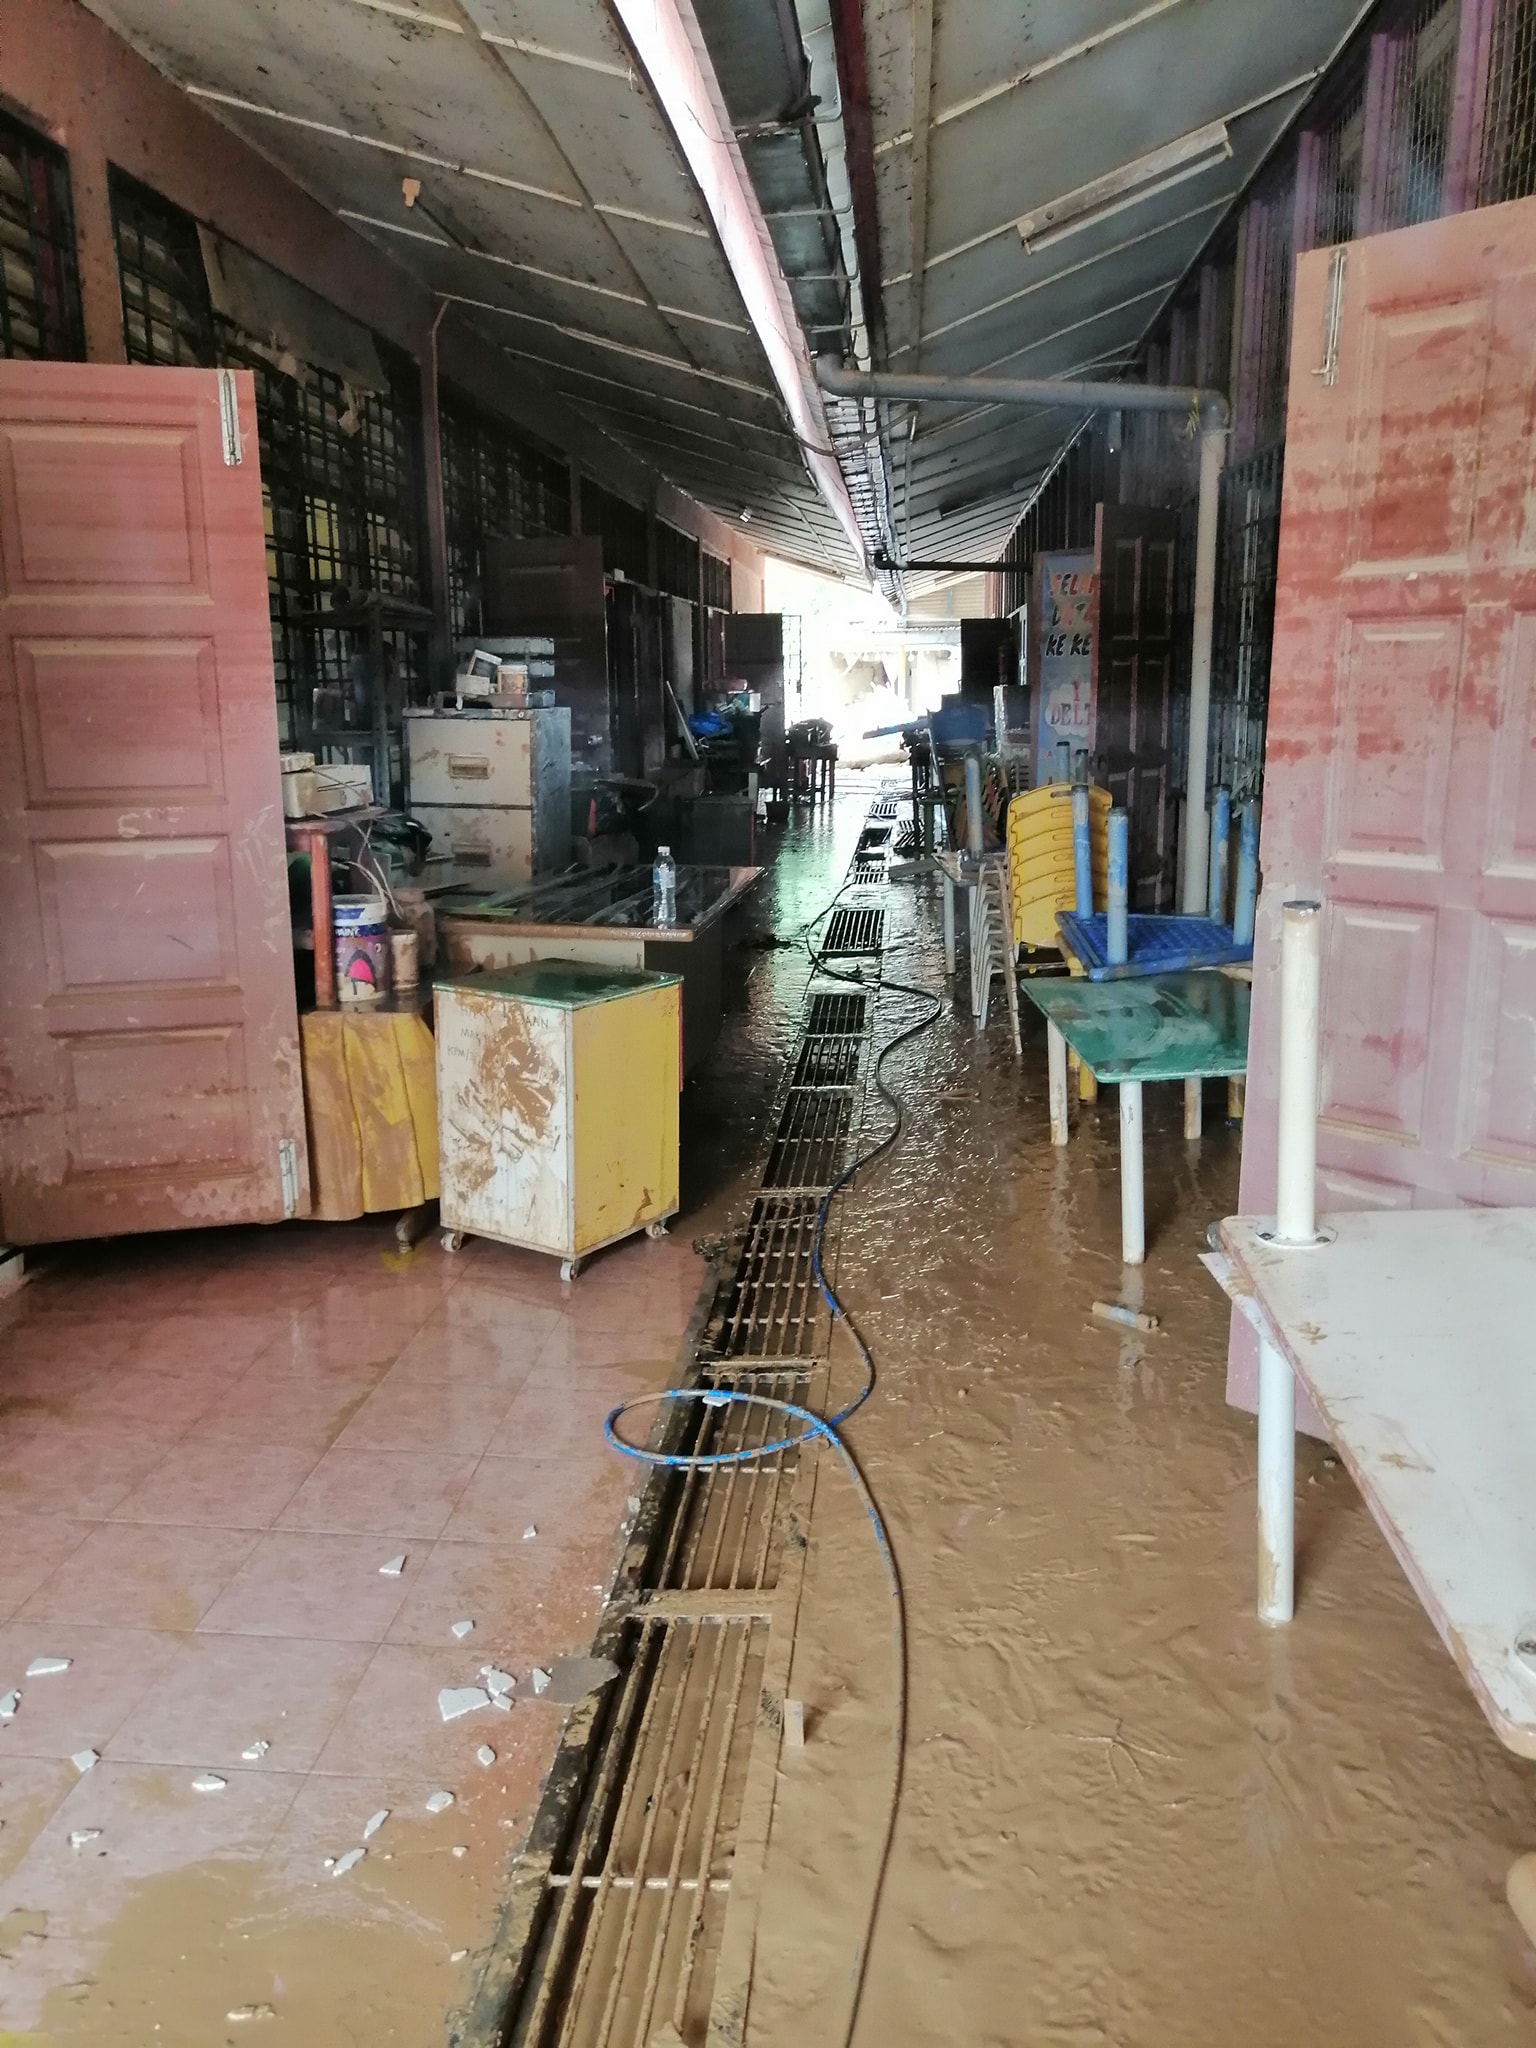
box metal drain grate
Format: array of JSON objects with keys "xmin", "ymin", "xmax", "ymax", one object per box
[
  {"xmin": 790, "ymin": 1034, "xmax": 862, "ymax": 1090},
  {"xmin": 707, "ymin": 1195, "xmax": 825, "ymax": 1359},
  {"xmin": 656, "ymin": 1367, "xmax": 810, "ymax": 1594},
  {"xmin": 805, "ymin": 988, "xmax": 866, "ymax": 1035},
  {"xmin": 474, "ymin": 790, "xmax": 894, "ymax": 2048},
  {"xmin": 762, "ymin": 1087, "xmax": 852, "ymax": 1191},
  {"xmin": 822, "ymin": 905, "xmax": 885, "ymax": 955},
  {"xmin": 516, "ymin": 1610, "xmax": 769, "ymax": 2048}
]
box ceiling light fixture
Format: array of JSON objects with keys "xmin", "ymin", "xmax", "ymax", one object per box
[{"xmin": 1015, "ymin": 120, "xmax": 1231, "ymax": 255}]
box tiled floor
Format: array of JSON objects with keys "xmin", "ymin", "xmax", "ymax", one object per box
[{"xmin": 0, "ymin": 1219, "xmax": 703, "ymax": 2043}]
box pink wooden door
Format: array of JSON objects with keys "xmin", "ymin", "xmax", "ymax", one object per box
[
  {"xmin": 0, "ymin": 363, "xmax": 310, "ymax": 1243},
  {"xmin": 1232, "ymin": 194, "xmax": 1536, "ymax": 1409}
]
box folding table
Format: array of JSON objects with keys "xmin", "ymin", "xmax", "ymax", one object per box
[{"xmin": 1023, "ymin": 971, "xmax": 1250, "ymax": 1262}]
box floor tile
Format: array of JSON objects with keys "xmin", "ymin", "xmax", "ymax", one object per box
[
  {"xmin": 307, "ymin": 1642, "xmax": 535, "ymax": 1781},
  {"xmin": 116, "ymin": 1309, "xmax": 287, "ymax": 1377},
  {"xmin": 335, "ymin": 1370, "xmax": 519, "ymax": 1455},
  {"xmin": 106, "ymin": 1631, "xmax": 375, "ymax": 1773},
  {"xmin": 382, "ymin": 1540, "xmax": 556, "ymax": 1658},
  {"xmin": 0, "ymin": 1422, "xmax": 176, "ymax": 1518},
  {"xmin": 16, "ymin": 1522, "xmax": 258, "ymax": 1631},
  {"xmin": 194, "ymin": 1367, "xmax": 384, "ymax": 1450},
  {"xmin": 0, "ymin": 1514, "xmax": 94, "ymax": 1623},
  {"xmin": 107, "ymin": 1438, "xmax": 319, "ymax": 1529},
  {"xmin": 0, "ymin": 1623, "xmax": 185, "ymax": 1759},
  {"xmin": 485, "ymin": 1376, "xmax": 649, "ymax": 1464},
  {"xmin": 275, "ymin": 1447, "xmax": 479, "ymax": 1539},
  {"xmin": 197, "ymin": 1531, "xmax": 424, "ymax": 1641},
  {"xmin": 0, "ymin": 1754, "xmax": 76, "ymax": 1883},
  {"xmin": 438, "ymin": 1454, "xmax": 626, "ymax": 1548}
]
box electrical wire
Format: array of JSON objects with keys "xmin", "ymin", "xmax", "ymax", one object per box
[{"xmin": 604, "ymin": 824, "xmax": 944, "ymax": 2044}]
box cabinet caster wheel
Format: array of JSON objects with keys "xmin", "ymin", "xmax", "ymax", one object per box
[
  {"xmin": 559, "ymin": 1257, "xmax": 582, "ymax": 1284},
  {"xmin": 646, "ymin": 1218, "xmax": 669, "ymax": 1240},
  {"xmin": 441, "ymin": 1231, "xmax": 465, "ymax": 1254}
]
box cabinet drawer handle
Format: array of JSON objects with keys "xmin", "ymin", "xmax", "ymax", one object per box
[{"xmin": 448, "ymin": 756, "xmax": 491, "ymax": 780}]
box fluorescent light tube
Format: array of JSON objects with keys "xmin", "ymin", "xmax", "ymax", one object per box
[{"xmin": 1016, "ymin": 121, "xmax": 1231, "ymax": 254}]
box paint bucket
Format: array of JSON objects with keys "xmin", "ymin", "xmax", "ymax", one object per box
[{"xmin": 333, "ymin": 895, "xmax": 390, "ymax": 1005}]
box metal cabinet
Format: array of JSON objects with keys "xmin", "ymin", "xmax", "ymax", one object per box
[
  {"xmin": 435, "ymin": 962, "xmax": 680, "ymax": 1279},
  {"xmin": 405, "ymin": 705, "xmax": 570, "ymax": 886}
]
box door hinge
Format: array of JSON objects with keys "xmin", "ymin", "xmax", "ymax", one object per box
[
  {"xmin": 217, "ymin": 369, "xmax": 243, "ymax": 465},
  {"xmin": 1314, "ymin": 246, "xmax": 1346, "ymax": 388},
  {"xmin": 278, "ymin": 1138, "xmax": 299, "ymax": 1219}
]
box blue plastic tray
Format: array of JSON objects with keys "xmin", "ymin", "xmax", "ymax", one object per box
[{"xmin": 1055, "ymin": 911, "xmax": 1253, "ymax": 980}]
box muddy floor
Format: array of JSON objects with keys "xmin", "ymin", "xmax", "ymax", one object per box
[{"xmin": 730, "ymin": 803, "xmax": 1536, "ymax": 2048}]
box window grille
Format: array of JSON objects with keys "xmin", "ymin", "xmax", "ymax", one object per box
[
  {"xmin": 109, "ymin": 172, "xmax": 427, "ymax": 751},
  {"xmin": 0, "ymin": 111, "xmax": 84, "ymax": 361},
  {"xmin": 442, "ymin": 387, "xmax": 572, "ymax": 638},
  {"xmin": 1480, "ymin": 0, "xmax": 1536, "ymax": 203}
]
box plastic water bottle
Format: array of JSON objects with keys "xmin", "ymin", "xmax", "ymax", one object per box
[{"xmin": 653, "ymin": 845, "xmax": 677, "ymax": 927}]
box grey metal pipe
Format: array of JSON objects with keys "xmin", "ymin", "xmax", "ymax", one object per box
[
  {"xmin": 815, "ymin": 361, "xmax": 1229, "ymax": 427},
  {"xmin": 1181, "ymin": 420, "xmax": 1226, "ymax": 913}
]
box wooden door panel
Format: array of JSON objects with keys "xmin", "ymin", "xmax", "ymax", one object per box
[
  {"xmin": 1231, "ymin": 194, "xmax": 1536, "ymax": 1414},
  {"xmin": 0, "ymin": 364, "xmax": 308, "ymax": 1243}
]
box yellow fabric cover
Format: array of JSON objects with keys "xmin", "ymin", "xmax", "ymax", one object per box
[{"xmin": 300, "ymin": 1007, "xmax": 439, "ymax": 1220}]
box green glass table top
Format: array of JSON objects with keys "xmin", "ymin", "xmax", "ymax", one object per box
[
  {"xmin": 435, "ymin": 961, "xmax": 680, "ymax": 1010},
  {"xmin": 1024, "ymin": 971, "xmax": 1250, "ymax": 1081}
]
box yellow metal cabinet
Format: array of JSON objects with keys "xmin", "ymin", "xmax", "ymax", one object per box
[{"xmin": 434, "ymin": 962, "xmax": 680, "ymax": 1278}]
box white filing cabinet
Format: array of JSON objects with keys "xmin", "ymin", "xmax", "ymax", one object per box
[{"xmin": 406, "ymin": 705, "xmax": 570, "ymax": 886}]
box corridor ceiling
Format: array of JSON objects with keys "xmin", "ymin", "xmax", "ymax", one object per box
[{"xmin": 89, "ymin": 0, "xmax": 1375, "ymax": 590}]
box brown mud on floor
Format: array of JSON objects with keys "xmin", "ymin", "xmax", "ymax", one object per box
[{"xmin": 739, "ymin": 873, "xmax": 1536, "ymax": 2048}]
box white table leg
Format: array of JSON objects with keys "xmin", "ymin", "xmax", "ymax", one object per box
[
  {"xmin": 1257, "ymin": 1329, "xmax": 1296, "ymax": 1624},
  {"xmin": 1047, "ymin": 1022, "xmax": 1069, "ymax": 1146},
  {"xmin": 942, "ymin": 874, "xmax": 956, "ymax": 978},
  {"xmin": 1184, "ymin": 1077, "xmax": 1202, "ymax": 1138},
  {"xmin": 1119, "ymin": 1079, "xmax": 1144, "ymax": 1264}
]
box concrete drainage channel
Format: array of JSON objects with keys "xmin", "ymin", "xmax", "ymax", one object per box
[{"xmin": 456, "ymin": 793, "xmax": 897, "ymax": 2048}]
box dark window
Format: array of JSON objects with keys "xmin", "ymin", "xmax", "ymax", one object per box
[
  {"xmin": 111, "ymin": 169, "xmax": 216, "ymax": 366},
  {"xmin": 702, "ymin": 550, "xmax": 732, "ymax": 613},
  {"xmin": 0, "ymin": 111, "xmax": 85, "ymax": 361},
  {"xmin": 655, "ymin": 519, "xmax": 700, "ymax": 603},
  {"xmin": 441, "ymin": 387, "xmax": 572, "ymax": 638},
  {"xmin": 108, "ymin": 172, "xmax": 428, "ymax": 752},
  {"xmin": 581, "ymin": 477, "xmax": 649, "ymax": 583}
]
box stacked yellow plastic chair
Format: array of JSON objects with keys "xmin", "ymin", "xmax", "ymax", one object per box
[{"xmin": 1005, "ymin": 782, "xmax": 1111, "ymax": 956}]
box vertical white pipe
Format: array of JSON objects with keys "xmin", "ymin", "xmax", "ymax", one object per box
[
  {"xmin": 1119, "ymin": 1079, "xmax": 1145, "ymax": 1263},
  {"xmin": 1047, "ymin": 1022, "xmax": 1069, "ymax": 1146},
  {"xmin": 1276, "ymin": 899, "xmax": 1322, "ymax": 1245},
  {"xmin": 964, "ymin": 753, "xmax": 984, "ymax": 855},
  {"xmin": 1257, "ymin": 1329, "xmax": 1296, "ymax": 1623},
  {"xmin": 942, "ymin": 874, "xmax": 956, "ymax": 978},
  {"xmin": 1182, "ymin": 419, "xmax": 1226, "ymax": 914},
  {"xmin": 1070, "ymin": 783, "xmax": 1093, "ymax": 917},
  {"xmin": 1106, "ymin": 808, "xmax": 1129, "ymax": 965},
  {"xmin": 1184, "ymin": 1077, "xmax": 1202, "ymax": 1139}
]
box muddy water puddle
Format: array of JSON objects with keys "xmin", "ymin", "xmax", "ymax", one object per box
[{"xmin": 738, "ymin": 866, "xmax": 1536, "ymax": 2048}]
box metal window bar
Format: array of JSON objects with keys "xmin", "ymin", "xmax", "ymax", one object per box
[
  {"xmin": 1315, "ymin": 86, "xmax": 1366, "ymax": 245},
  {"xmin": 443, "ymin": 389, "xmax": 573, "ymax": 638},
  {"xmin": 1480, "ymin": 0, "xmax": 1536, "ymax": 202},
  {"xmin": 109, "ymin": 176, "xmax": 428, "ymax": 753},
  {"xmin": 0, "ymin": 113, "xmax": 84, "ymax": 362},
  {"xmin": 1376, "ymin": 0, "xmax": 1461, "ymax": 228}
]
